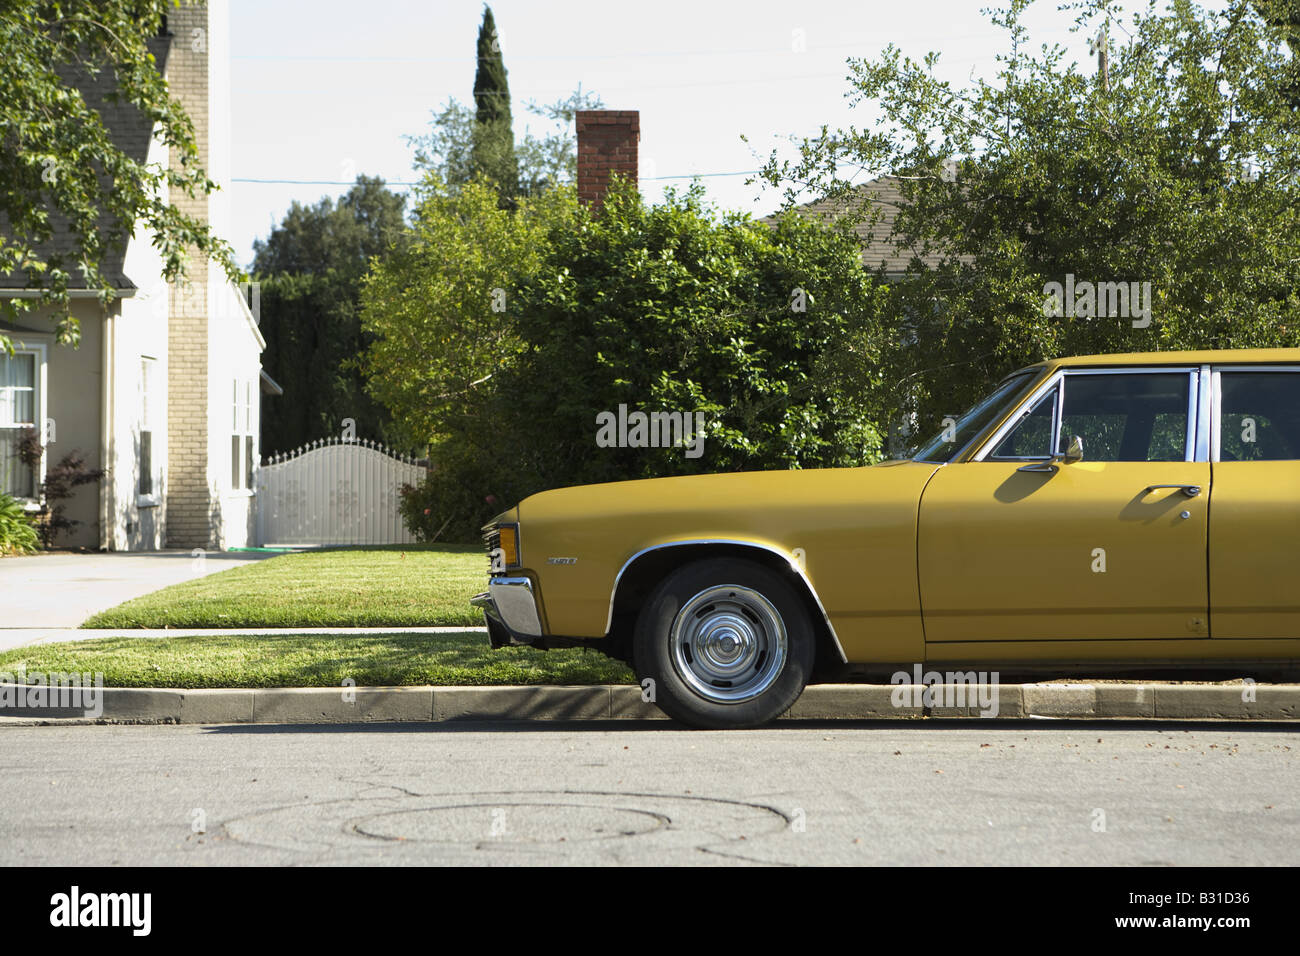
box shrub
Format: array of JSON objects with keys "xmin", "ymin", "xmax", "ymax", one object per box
[
  {"xmin": 0, "ymin": 493, "xmax": 39, "ymax": 556},
  {"xmin": 17, "ymin": 428, "xmax": 105, "ymax": 548},
  {"xmin": 367, "ymin": 178, "xmax": 891, "ymax": 541}
]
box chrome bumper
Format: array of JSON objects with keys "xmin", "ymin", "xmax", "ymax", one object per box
[{"xmin": 471, "ymin": 576, "xmax": 543, "ymax": 647}]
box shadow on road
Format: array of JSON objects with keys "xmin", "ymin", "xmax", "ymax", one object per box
[{"xmin": 198, "ymin": 717, "xmax": 1300, "ymax": 735}]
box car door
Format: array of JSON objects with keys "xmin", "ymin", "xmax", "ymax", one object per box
[
  {"xmin": 1208, "ymin": 366, "xmax": 1300, "ymax": 639},
  {"xmin": 918, "ymin": 368, "xmax": 1210, "ymax": 642}
]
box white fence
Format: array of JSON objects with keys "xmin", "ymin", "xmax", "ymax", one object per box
[{"xmin": 256, "ymin": 438, "xmax": 427, "ymax": 546}]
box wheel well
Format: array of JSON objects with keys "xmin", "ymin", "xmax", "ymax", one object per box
[{"xmin": 607, "ymin": 543, "xmax": 844, "ymax": 677}]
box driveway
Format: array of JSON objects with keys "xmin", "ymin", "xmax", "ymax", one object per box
[{"xmin": 0, "ymin": 550, "xmax": 273, "ymax": 634}]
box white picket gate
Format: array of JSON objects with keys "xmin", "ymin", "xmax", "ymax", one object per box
[{"xmin": 255, "ymin": 437, "xmax": 427, "ymax": 546}]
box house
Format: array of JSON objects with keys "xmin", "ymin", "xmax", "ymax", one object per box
[
  {"xmin": 0, "ymin": 1, "xmax": 270, "ymax": 552},
  {"xmin": 766, "ymin": 175, "xmax": 966, "ymax": 277}
]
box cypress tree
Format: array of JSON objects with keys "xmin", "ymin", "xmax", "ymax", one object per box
[{"xmin": 471, "ymin": 6, "xmax": 518, "ymax": 198}]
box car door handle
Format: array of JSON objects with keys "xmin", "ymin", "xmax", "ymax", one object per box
[
  {"xmin": 1144, "ymin": 484, "xmax": 1202, "ymax": 498},
  {"xmin": 1016, "ymin": 461, "xmax": 1057, "ymax": 473}
]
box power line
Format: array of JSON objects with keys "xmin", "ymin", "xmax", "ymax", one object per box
[
  {"xmin": 229, "ymin": 39, "xmax": 884, "ymax": 64},
  {"xmin": 232, "ymin": 69, "xmax": 851, "ymax": 97},
  {"xmin": 230, "ymin": 28, "xmax": 1019, "ymax": 65},
  {"xmin": 231, "ymin": 170, "xmax": 762, "ymax": 187},
  {"xmin": 233, "ymin": 178, "xmax": 421, "ymax": 186}
]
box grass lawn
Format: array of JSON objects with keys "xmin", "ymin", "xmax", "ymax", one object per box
[
  {"xmin": 0, "ymin": 632, "xmax": 635, "ymax": 688},
  {"xmin": 82, "ymin": 545, "xmax": 486, "ymax": 628}
]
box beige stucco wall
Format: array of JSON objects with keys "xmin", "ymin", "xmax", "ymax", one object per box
[{"xmin": 4, "ymin": 300, "xmax": 105, "ymax": 550}]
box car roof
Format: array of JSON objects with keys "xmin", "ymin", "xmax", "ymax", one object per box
[{"xmin": 1023, "ymin": 347, "xmax": 1300, "ymax": 373}]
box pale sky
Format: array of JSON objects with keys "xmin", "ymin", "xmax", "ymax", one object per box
[{"xmin": 225, "ymin": 0, "xmax": 1228, "ymax": 267}]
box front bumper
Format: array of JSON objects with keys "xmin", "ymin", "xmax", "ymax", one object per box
[{"xmin": 471, "ymin": 576, "xmax": 544, "ymax": 647}]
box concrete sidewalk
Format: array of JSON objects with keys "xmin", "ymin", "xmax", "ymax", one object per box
[
  {"xmin": 1, "ymin": 681, "xmax": 1297, "ymax": 725},
  {"xmin": 0, "ymin": 550, "xmax": 274, "ymax": 631},
  {"xmin": 0, "ymin": 625, "xmax": 487, "ymax": 652}
]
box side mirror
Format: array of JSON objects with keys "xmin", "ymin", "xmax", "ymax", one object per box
[
  {"xmin": 1063, "ymin": 435, "xmax": 1084, "ymax": 464},
  {"xmin": 1016, "ymin": 434, "xmax": 1085, "ymax": 475}
]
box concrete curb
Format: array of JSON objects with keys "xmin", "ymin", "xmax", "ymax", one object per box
[{"xmin": 2, "ymin": 681, "xmax": 1298, "ymax": 725}]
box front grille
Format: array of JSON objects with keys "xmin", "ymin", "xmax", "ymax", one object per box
[{"xmin": 483, "ymin": 528, "xmax": 501, "ymax": 572}]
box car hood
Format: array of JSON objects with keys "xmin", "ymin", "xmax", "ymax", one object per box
[{"xmin": 515, "ymin": 459, "xmax": 938, "ymax": 531}]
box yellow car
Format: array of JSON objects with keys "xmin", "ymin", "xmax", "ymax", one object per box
[{"xmin": 472, "ymin": 349, "xmax": 1300, "ymax": 728}]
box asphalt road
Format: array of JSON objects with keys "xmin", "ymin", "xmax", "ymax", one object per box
[{"xmin": 1, "ymin": 719, "xmax": 1295, "ymax": 866}]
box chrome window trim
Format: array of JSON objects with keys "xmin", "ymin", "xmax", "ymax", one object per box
[
  {"xmin": 1210, "ymin": 369, "xmax": 1223, "ymax": 463},
  {"xmin": 1195, "ymin": 366, "xmax": 1212, "ymax": 462},
  {"xmin": 604, "ymin": 538, "xmax": 848, "ymax": 663},
  {"xmin": 985, "ymin": 377, "xmax": 1063, "ymax": 461},
  {"xmin": 972, "ymin": 370, "xmax": 1064, "ymax": 461},
  {"xmin": 913, "ymin": 369, "xmax": 1044, "ymax": 464},
  {"xmin": 1209, "ymin": 365, "xmax": 1300, "ymax": 462},
  {"xmin": 973, "ymin": 366, "xmax": 1200, "ymax": 462},
  {"xmin": 946, "ymin": 370, "xmax": 1044, "ymax": 463},
  {"xmin": 1184, "ymin": 368, "xmax": 1200, "ymax": 462},
  {"xmin": 1053, "ymin": 377, "xmax": 1067, "ymax": 456}
]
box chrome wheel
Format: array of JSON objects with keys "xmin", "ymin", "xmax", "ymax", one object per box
[{"xmin": 669, "ymin": 585, "xmax": 788, "ymax": 704}]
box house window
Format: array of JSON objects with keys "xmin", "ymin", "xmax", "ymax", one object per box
[
  {"xmin": 231, "ymin": 378, "xmax": 255, "ymax": 490},
  {"xmin": 0, "ymin": 348, "xmax": 43, "ymax": 499},
  {"xmin": 139, "ymin": 357, "xmax": 156, "ymax": 496}
]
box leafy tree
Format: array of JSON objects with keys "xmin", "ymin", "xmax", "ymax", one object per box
[
  {"xmin": 504, "ymin": 181, "xmax": 890, "ymax": 484},
  {"xmin": 363, "ymin": 177, "xmax": 890, "ymax": 541},
  {"xmin": 514, "ymin": 87, "xmax": 607, "ymax": 195},
  {"xmin": 360, "ymin": 175, "xmax": 564, "ymax": 466},
  {"xmin": 0, "ymin": 0, "xmax": 238, "ymax": 352},
  {"xmin": 1253, "ymin": 0, "xmax": 1300, "ymax": 106},
  {"xmin": 410, "ymin": 99, "xmax": 479, "ymax": 189},
  {"xmin": 411, "ymin": 89, "xmax": 603, "ymax": 196},
  {"xmin": 757, "ymin": 0, "xmax": 1300, "ymax": 449},
  {"xmin": 252, "ymin": 176, "xmax": 408, "ymax": 454}
]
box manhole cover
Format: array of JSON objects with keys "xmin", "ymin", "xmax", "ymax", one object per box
[
  {"xmin": 352, "ymin": 802, "xmax": 669, "ymax": 844},
  {"xmin": 222, "ymin": 788, "xmax": 791, "ymax": 861}
]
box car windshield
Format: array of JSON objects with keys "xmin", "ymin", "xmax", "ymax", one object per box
[{"xmin": 912, "ymin": 371, "xmax": 1039, "ymax": 463}]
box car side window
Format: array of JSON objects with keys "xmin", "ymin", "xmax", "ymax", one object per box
[
  {"xmin": 1218, "ymin": 371, "xmax": 1300, "ymax": 461},
  {"xmin": 990, "ymin": 384, "xmax": 1058, "ymax": 459},
  {"xmin": 1058, "ymin": 372, "xmax": 1190, "ymax": 462}
]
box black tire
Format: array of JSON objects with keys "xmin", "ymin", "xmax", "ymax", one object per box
[{"xmin": 632, "ymin": 557, "xmax": 815, "ymax": 729}]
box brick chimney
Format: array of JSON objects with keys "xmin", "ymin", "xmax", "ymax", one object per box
[{"xmin": 576, "ymin": 110, "xmax": 639, "ymax": 209}]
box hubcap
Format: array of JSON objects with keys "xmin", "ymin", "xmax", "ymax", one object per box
[{"xmin": 670, "ymin": 585, "xmax": 788, "ymax": 703}]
